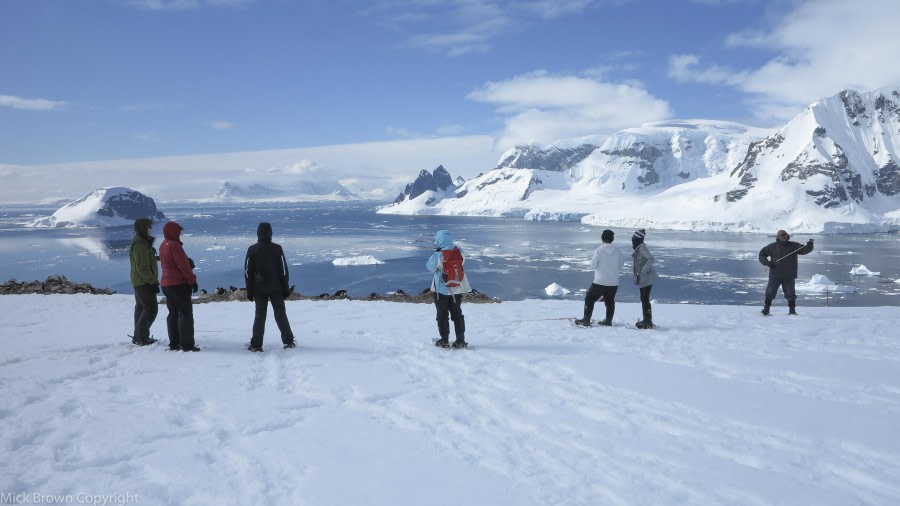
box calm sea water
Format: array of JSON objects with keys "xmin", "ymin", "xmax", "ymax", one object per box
[{"xmin": 2, "ymin": 202, "xmax": 899, "ymax": 307}]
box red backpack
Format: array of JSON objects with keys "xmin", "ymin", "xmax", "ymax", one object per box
[{"xmin": 441, "ymin": 248, "xmax": 465, "ymax": 288}]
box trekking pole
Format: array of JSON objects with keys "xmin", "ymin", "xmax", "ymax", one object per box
[
  {"xmin": 764, "ymin": 244, "xmax": 810, "ymax": 272},
  {"xmin": 774, "ymin": 245, "xmax": 808, "ymax": 263}
]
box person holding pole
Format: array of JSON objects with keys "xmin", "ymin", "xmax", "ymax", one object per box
[{"xmin": 758, "ymin": 229, "xmax": 814, "ymax": 316}]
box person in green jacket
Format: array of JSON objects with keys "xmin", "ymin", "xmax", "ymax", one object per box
[{"xmin": 130, "ymin": 218, "xmax": 160, "ymax": 346}]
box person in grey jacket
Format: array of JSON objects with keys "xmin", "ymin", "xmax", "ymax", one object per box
[
  {"xmin": 758, "ymin": 229, "xmax": 814, "ymax": 315},
  {"xmin": 631, "ymin": 229, "xmax": 659, "ymax": 329},
  {"xmin": 575, "ymin": 229, "xmax": 626, "ymax": 327}
]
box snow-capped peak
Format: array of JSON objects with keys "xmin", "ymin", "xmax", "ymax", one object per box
[{"xmin": 28, "ymin": 187, "xmax": 166, "ymax": 228}]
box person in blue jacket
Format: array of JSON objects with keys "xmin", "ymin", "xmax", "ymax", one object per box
[{"xmin": 426, "ymin": 230, "xmax": 471, "ymax": 348}]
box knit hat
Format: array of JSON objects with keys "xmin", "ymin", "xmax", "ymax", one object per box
[
  {"xmin": 601, "ymin": 229, "xmax": 614, "ymax": 243},
  {"xmin": 632, "ymin": 229, "xmax": 645, "ymax": 249}
]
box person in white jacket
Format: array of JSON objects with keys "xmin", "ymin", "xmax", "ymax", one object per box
[{"xmin": 575, "ymin": 229, "xmax": 626, "ymax": 327}]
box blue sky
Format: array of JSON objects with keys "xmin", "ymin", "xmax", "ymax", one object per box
[{"xmin": 1, "ymin": 0, "xmax": 899, "ymax": 169}]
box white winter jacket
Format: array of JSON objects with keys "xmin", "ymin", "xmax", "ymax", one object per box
[{"xmin": 590, "ymin": 243, "xmax": 626, "ymax": 286}]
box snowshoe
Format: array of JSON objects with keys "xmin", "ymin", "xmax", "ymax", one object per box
[
  {"xmin": 131, "ymin": 336, "xmax": 158, "ymax": 346},
  {"xmin": 451, "ymin": 340, "xmax": 468, "ymax": 349},
  {"xmin": 283, "ymin": 342, "xmax": 296, "ymax": 349},
  {"xmin": 634, "ymin": 320, "xmax": 655, "ymax": 330},
  {"xmin": 434, "ymin": 337, "xmax": 450, "ymax": 348},
  {"xmin": 571, "ymin": 318, "xmax": 592, "ymax": 328}
]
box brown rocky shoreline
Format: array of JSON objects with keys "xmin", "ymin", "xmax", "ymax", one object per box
[{"xmin": 1, "ymin": 275, "xmax": 500, "ymax": 304}]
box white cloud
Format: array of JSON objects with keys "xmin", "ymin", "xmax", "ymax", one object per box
[
  {"xmin": 467, "ymin": 71, "xmax": 672, "ymax": 148},
  {"xmin": 668, "ymin": 0, "xmax": 900, "ymax": 123},
  {"xmin": 0, "ymin": 94, "xmax": 65, "ymax": 111}
]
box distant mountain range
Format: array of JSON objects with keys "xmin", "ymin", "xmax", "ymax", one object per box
[
  {"xmin": 379, "ymin": 87, "xmax": 900, "ymax": 233},
  {"xmin": 28, "ymin": 187, "xmax": 166, "ymax": 228},
  {"xmin": 210, "ymin": 179, "xmax": 359, "ymax": 202}
]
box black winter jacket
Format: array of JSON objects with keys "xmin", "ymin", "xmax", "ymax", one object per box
[
  {"xmin": 245, "ymin": 223, "xmax": 291, "ymax": 298},
  {"xmin": 758, "ymin": 239, "xmax": 814, "ymax": 279}
]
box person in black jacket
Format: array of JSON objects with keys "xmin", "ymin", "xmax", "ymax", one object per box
[
  {"xmin": 758, "ymin": 229, "xmax": 814, "ymax": 316},
  {"xmin": 244, "ymin": 222, "xmax": 295, "ymax": 351}
]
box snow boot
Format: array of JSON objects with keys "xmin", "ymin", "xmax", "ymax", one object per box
[
  {"xmin": 597, "ymin": 319, "xmax": 612, "ymax": 326},
  {"xmin": 283, "ymin": 341, "xmax": 296, "ymax": 349},
  {"xmin": 434, "ymin": 337, "xmax": 450, "ymax": 348},
  {"xmin": 451, "ymin": 337, "xmax": 468, "ymax": 349},
  {"xmin": 635, "ymin": 308, "xmax": 654, "ymax": 329},
  {"xmin": 788, "ymin": 301, "xmax": 798, "ymax": 315},
  {"xmin": 573, "ymin": 318, "xmax": 591, "ymax": 327},
  {"xmin": 761, "ymin": 299, "xmax": 772, "ymax": 316},
  {"xmin": 247, "ymin": 344, "xmax": 264, "ymax": 352}
]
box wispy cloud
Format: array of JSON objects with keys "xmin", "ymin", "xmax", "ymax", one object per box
[
  {"xmin": 122, "ymin": 0, "xmax": 251, "ymax": 11},
  {"xmin": 468, "ymin": 70, "xmax": 672, "ymax": 148},
  {"xmin": 370, "ymin": 0, "xmax": 600, "ymax": 56},
  {"xmin": 133, "ymin": 132, "xmax": 160, "ymax": 142},
  {"xmin": 667, "ymin": 0, "xmax": 900, "ymax": 123},
  {"xmin": 208, "ymin": 121, "xmax": 234, "ymax": 130},
  {"xmin": 0, "ymin": 94, "xmax": 65, "ymax": 111}
]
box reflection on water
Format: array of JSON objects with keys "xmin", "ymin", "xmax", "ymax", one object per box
[{"xmin": 1, "ymin": 202, "xmax": 898, "ymax": 306}]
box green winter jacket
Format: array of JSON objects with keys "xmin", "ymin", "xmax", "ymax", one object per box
[{"xmin": 130, "ymin": 218, "xmax": 159, "ymax": 287}]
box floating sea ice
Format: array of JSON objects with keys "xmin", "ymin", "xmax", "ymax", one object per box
[
  {"xmin": 559, "ymin": 264, "xmax": 572, "ymax": 270},
  {"xmin": 796, "ymin": 274, "xmax": 857, "ymax": 293},
  {"xmin": 332, "ymin": 255, "xmax": 385, "ymax": 266},
  {"xmin": 849, "ymin": 264, "xmax": 880, "ymax": 276},
  {"xmin": 544, "ymin": 283, "xmax": 571, "ymax": 296}
]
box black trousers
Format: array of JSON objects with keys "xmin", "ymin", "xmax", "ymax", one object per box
[
  {"xmin": 765, "ymin": 277, "xmax": 796, "ymax": 302},
  {"xmin": 432, "ymin": 292, "xmax": 465, "ymax": 340},
  {"xmin": 639, "ymin": 285, "xmax": 653, "ymax": 314},
  {"xmin": 133, "ymin": 284, "xmax": 158, "ymax": 341},
  {"xmin": 251, "ymin": 292, "xmax": 294, "ymax": 347},
  {"xmin": 163, "ymin": 284, "xmax": 195, "ymax": 349},
  {"xmin": 583, "ymin": 283, "xmax": 618, "ymax": 322}
]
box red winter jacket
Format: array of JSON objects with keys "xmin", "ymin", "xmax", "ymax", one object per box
[{"xmin": 160, "ymin": 221, "xmax": 197, "ymax": 287}]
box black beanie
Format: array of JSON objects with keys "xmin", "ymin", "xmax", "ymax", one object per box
[{"xmin": 601, "ymin": 229, "xmax": 614, "ymax": 243}]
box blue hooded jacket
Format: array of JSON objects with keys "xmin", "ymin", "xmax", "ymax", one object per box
[{"xmin": 426, "ymin": 230, "xmax": 469, "ymax": 295}]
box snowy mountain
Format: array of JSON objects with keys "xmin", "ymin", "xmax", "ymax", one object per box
[
  {"xmin": 379, "ymin": 88, "xmax": 900, "ymax": 233},
  {"xmin": 390, "ymin": 165, "xmax": 461, "ymax": 207},
  {"xmin": 210, "ymin": 179, "xmax": 359, "ymax": 202},
  {"xmin": 28, "ymin": 187, "xmax": 166, "ymax": 228},
  {"xmin": 717, "ymin": 87, "xmax": 900, "ymax": 231}
]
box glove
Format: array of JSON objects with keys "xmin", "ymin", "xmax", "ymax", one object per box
[
  {"xmin": 247, "ymin": 292, "xmax": 254, "ymax": 302},
  {"xmin": 153, "ymin": 283, "xmax": 161, "ymax": 294},
  {"xmin": 283, "ymin": 285, "xmax": 295, "ymax": 299},
  {"xmin": 188, "ymin": 258, "xmax": 196, "ymax": 269},
  {"xmin": 191, "ymin": 282, "xmax": 199, "ymax": 293},
  {"xmin": 807, "ymin": 239, "xmax": 814, "ymax": 246}
]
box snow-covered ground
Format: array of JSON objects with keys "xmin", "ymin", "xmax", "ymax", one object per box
[{"xmin": 2, "ymin": 295, "xmax": 899, "ymax": 505}]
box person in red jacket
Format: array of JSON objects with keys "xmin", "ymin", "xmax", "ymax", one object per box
[{"xmin": 159, "ymin": 221, "xmax": 200, "ymax": 351}]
